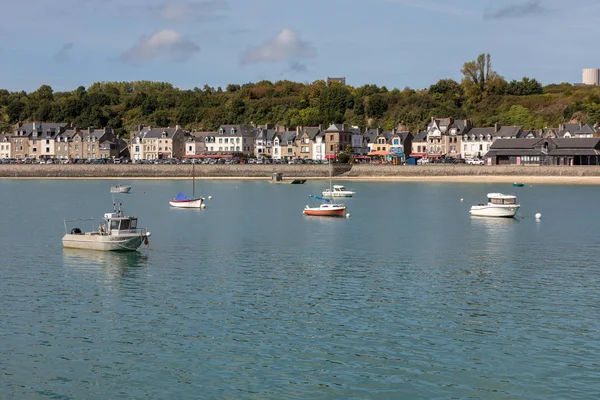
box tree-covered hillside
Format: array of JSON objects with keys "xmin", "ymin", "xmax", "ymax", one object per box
[{"xmin": 2, "ymin": 54, "xmax": 600, "ymax": 135}]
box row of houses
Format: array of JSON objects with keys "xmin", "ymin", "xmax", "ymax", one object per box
[
  {"xmin": 131, "ymin": 123, "xmax": 413, "ymax": 162},
  {"xmin": 0, "ymin": 123, "xmax": 127, "ymax": 161},
  {"xmin": 2, "ymin": 118, "xmax": 600, "ymax": 165}
]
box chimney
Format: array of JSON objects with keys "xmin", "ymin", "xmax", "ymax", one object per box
[
  {"xmin": 175, "ymin": 124, "xmax": 181, "ymax": 131},
  {"xmin": 494, "ymin": 123, "xmax": 502, "ymax": 133}
]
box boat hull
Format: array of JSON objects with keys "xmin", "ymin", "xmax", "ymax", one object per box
[
  {"xmin": 470, "ymin": 205, "xmax": 520, "ymax": 218},
  {"xmin": 169, "ymin": 198, "xmax": 204, "ymax": 208},
  {"xmin": 322, "ymin": 191, "xmax": 355, "ymax": 197},
  {"xmin": 62, "ymin": 233, "xmax": 147, "ymax": 251},
  {"xmin": 303, "ymin": 206, "xmax": 347, "ymax": 217},
  {"xmin": 110, "ymin": 186, "xmax": 131, "ymax": 194}
]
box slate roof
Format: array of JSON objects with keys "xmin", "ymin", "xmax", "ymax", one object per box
[
  {"xmin": 562, "ymin": 123, "xmax": 580, "ymax": 133},
  {"xmin": 489, "ymin": 138, "xmax": 540, "ymax": 149},
  {"xmin": 467, "ymin": 127, "xmax": 495, "ymax": 137},
  {"xmin": 575, "ymin": 124, "xmax": 595, "ymax": 135},
  {"xmin": 13, "ymin": 122, "xmax": 69, "ymax": 136},
  {"xmin": 413, "ymin": 131, "xmax": 427, "ymax": 141},
  {"xmin": 552, "ymin": 138, "xmax": 600, "ymax": 149},
  {"xmin": 393, "ymin": 131, "xmax": 412, "ymax": 142},
  {"xmin": 494, "ymin": 125, "xmax": 522, "ymax": 138},
  {"xmin": 220, "ymin": 124, "xmax": 257, "ymax": 137},
  {"xmin": 139, "ymin": 126, "xmax": 184, "ymax": 139},
  {"xmin": 363, "ymin": 129, "xmax": 381, "ymax": 143},
  {"xmin": 325, "ymin": 123, "xmax": 351, "ymax": 132},
  {"xmin": 303, "ymin": 127, "xmax": 322, "ymax": 140},
  {"xmin": 280, "ymin": 131, "xmax": 297, "ymax": 143}
]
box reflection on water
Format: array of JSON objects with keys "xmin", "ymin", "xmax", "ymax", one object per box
[{"xmin": 62, "ymin": 248, "xmax": 149, "ymax": 279}]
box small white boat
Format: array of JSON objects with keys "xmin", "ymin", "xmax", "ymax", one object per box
[
  {"xmin": 110, "ymin": 185, "xmax": 131, "ymax": 194},
  {"xmin": 322, "ymin": 185, "xmax": 355, "ymax": 197},
  {"xmin": 169, "ymin": 163, "xmax": 205, "ymax": 209},
  {"xmin": 62, "ymin": 198, "xmax": 151, "ymax": 251},
  {"xmin": 169, "ymin": 193, "xmax": 204, "ymax": 208},
  {"xmin": 470, "ymin": 193, "xmax": 520, "ymax": 218}
]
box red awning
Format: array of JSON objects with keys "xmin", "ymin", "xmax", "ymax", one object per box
[
  {"xmin": 368, "ymin": 151, "xmax": 394, "ymax": 156},
  {"xmin": 325, "ymin": 154, "xmax": 337, "ymax": 159}
]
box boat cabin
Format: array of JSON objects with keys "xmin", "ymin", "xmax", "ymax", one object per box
[
  {"xmin": 104, "ymin": 212, "xmax": 138, "ymax": 234},
  {"xmin": 487, "ymin": 193, "xmax": 517, "ymax": 205}
]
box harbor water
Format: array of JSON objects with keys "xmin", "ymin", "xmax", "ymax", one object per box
[{"xmin": 1, "ymin": 179, "xmax": 599, "ymax": 399}]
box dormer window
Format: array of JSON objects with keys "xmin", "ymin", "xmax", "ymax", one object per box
[
  {"xmin": 231, "ymin": 128, "xmax": 236, "ymax": 135},
  {"xmin": 219, "ymin": 128, "xmax": 224, "ymax": 135}
]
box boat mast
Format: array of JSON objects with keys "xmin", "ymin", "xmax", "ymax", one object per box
[{"xmin": 192, "ymin": 162, "xmax": 195, "ymax": 197}]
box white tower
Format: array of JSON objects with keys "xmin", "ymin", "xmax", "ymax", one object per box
[{"xmin": 582, "ymin": 68, "xmax": 600, "ymax": 86}]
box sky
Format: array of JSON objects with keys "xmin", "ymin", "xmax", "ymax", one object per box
[{"xmin": 1, "ymin": 0, "xmax": 600, "ymax": 93}]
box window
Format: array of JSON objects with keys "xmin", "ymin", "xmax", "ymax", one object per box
[
  {"xmin": 225, "ymin": 138, "xmax": 229, "ymax": 144},
  {"xmin": 188, "ymin": 146, "xmax": 192, "ymax": 151},
  {"xmin": 330, "ymin": 135, "xmax": 334, "ymax": 141},
  {"xmin": 46, "ymin": 147, "xmax": 50, "ymax": 153},
  {"xmin": 330, "ymin": 145, "xmax": 334, "ymax": 151},
  {"xmin": 236, "ymin": 138, "xmax": 240, "ymax": 144},
  {"xmin": 219, "ymin": 129, "xmax": 224, "ymax": 135},
  {"xmin": 236, "ymin": 146, "xmax": 240, "ymax": 151},
  {"xmin": 304, "ymin": 138, "xmax": 309, "ymax": 144},
  {"xmin": 219, "ymin": 147, "xmax": 222, "ymax": 151},
  {"xmin": 46, "ymin": 139, "xmax": 50, "ymax": 145},
  {"xmin": 479, "ymin": 144, "xmax": 483, "ymax": 151}
]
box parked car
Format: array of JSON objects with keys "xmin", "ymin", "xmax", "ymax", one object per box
[{"xmin": 466, "ymin": 158, "xmax": 484, "ymax": 165}]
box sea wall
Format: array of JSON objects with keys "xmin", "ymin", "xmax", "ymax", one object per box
[{"xmin": 2, "ymin": 164, "xmax": 600, "ymax": 178}]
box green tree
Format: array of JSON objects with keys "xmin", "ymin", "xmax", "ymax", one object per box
[
  {"xmin": 366, "ymin": 93, "xmax": 387, "ymax": 118},
  {"xmin": 461, "ymin": 54, "xmax": 507, "ymax": 99},
  {"xmin": 319, "ymin": 84, "xmax": 350, "ymax": 123},
  {"xmin": 497, "ymin": 105, "xmax": 545, "ymax": 128},
  {"xmin": 299, "ymin": 107, "xmax": 321, "ymax": 126}
]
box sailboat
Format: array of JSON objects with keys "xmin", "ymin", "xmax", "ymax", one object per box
[
  {"xmin": 169, "ymin": 163, "xmax": 205, "ymax": 208},
  {"xmin": 304, "ymin": 157, "xmax": 347, "ymax": 217}
]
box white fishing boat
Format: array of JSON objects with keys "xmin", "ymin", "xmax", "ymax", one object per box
[
  {"xmin": 110, "ymin": 185, "xmax": 131, "ymax": 194},
  {"xmin": 62, "ymin": 197, "xmax": 151, "ymax": 251},
  {"xmin": 470, "ymin": 193, "xmax": 520, "ymax": 218},
  {"xmin": 322, "ymin": 185, "xmax": 355, "ymax": 197},
  {"xmin": 169, "ymin": 163, "xmax": 205, "ymax": 208}
]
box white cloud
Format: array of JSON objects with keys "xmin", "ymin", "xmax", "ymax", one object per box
[
  {"xmin": 120, "ymin": 30, "xmax": 200, "ymax": 63},
  {"xmin": 242, "ymin": 28, "xmax": 316, "ymax": 64},
  {"xmin": 153, "ymin": 0, "xmax": 228, "ymax": 21}
]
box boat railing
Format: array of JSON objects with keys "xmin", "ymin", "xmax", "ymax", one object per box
[{"xmin": 63, "ymin": 217, "xmax": 94, "ymax": 234}]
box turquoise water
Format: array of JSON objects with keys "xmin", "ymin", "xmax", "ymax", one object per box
[{"xmin": 1, "ymin": 180, "xmax": 599, "ymax": 399}]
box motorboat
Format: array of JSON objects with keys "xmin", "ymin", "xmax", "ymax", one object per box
[
  {"xmin": 512, "ymin": 182, "xmax": 526, "ymax": 187},
  {"xmin": 470, "ymin": 193, "xmax": 520, "ymax": 218},
  {"xmin": 169, "ymin": 163, "xmax": 205, "ymax": 209},
  {"xmin": 322, "ymin": 185, "xmax": 355, "ymax": 197},
  {"xmin": 303, "ymin": 195, "xmax": 347, "ymax": 217},
  {"xmin": 110, "ymin": 185, "xmax": 131, "ymax": 194},
  {"xmin": 62, "ymin": 197, "xmax": 151, "ymax": 251}
]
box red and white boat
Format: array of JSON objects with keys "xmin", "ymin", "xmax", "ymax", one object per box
[{"xmin": 303, "ymin": 195, "xmax": 347, "ymax": 217}]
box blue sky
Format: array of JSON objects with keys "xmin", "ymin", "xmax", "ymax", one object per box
[{"xmin": 1, "ymin": 0, "xmax": 599, "ymax": 92}]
